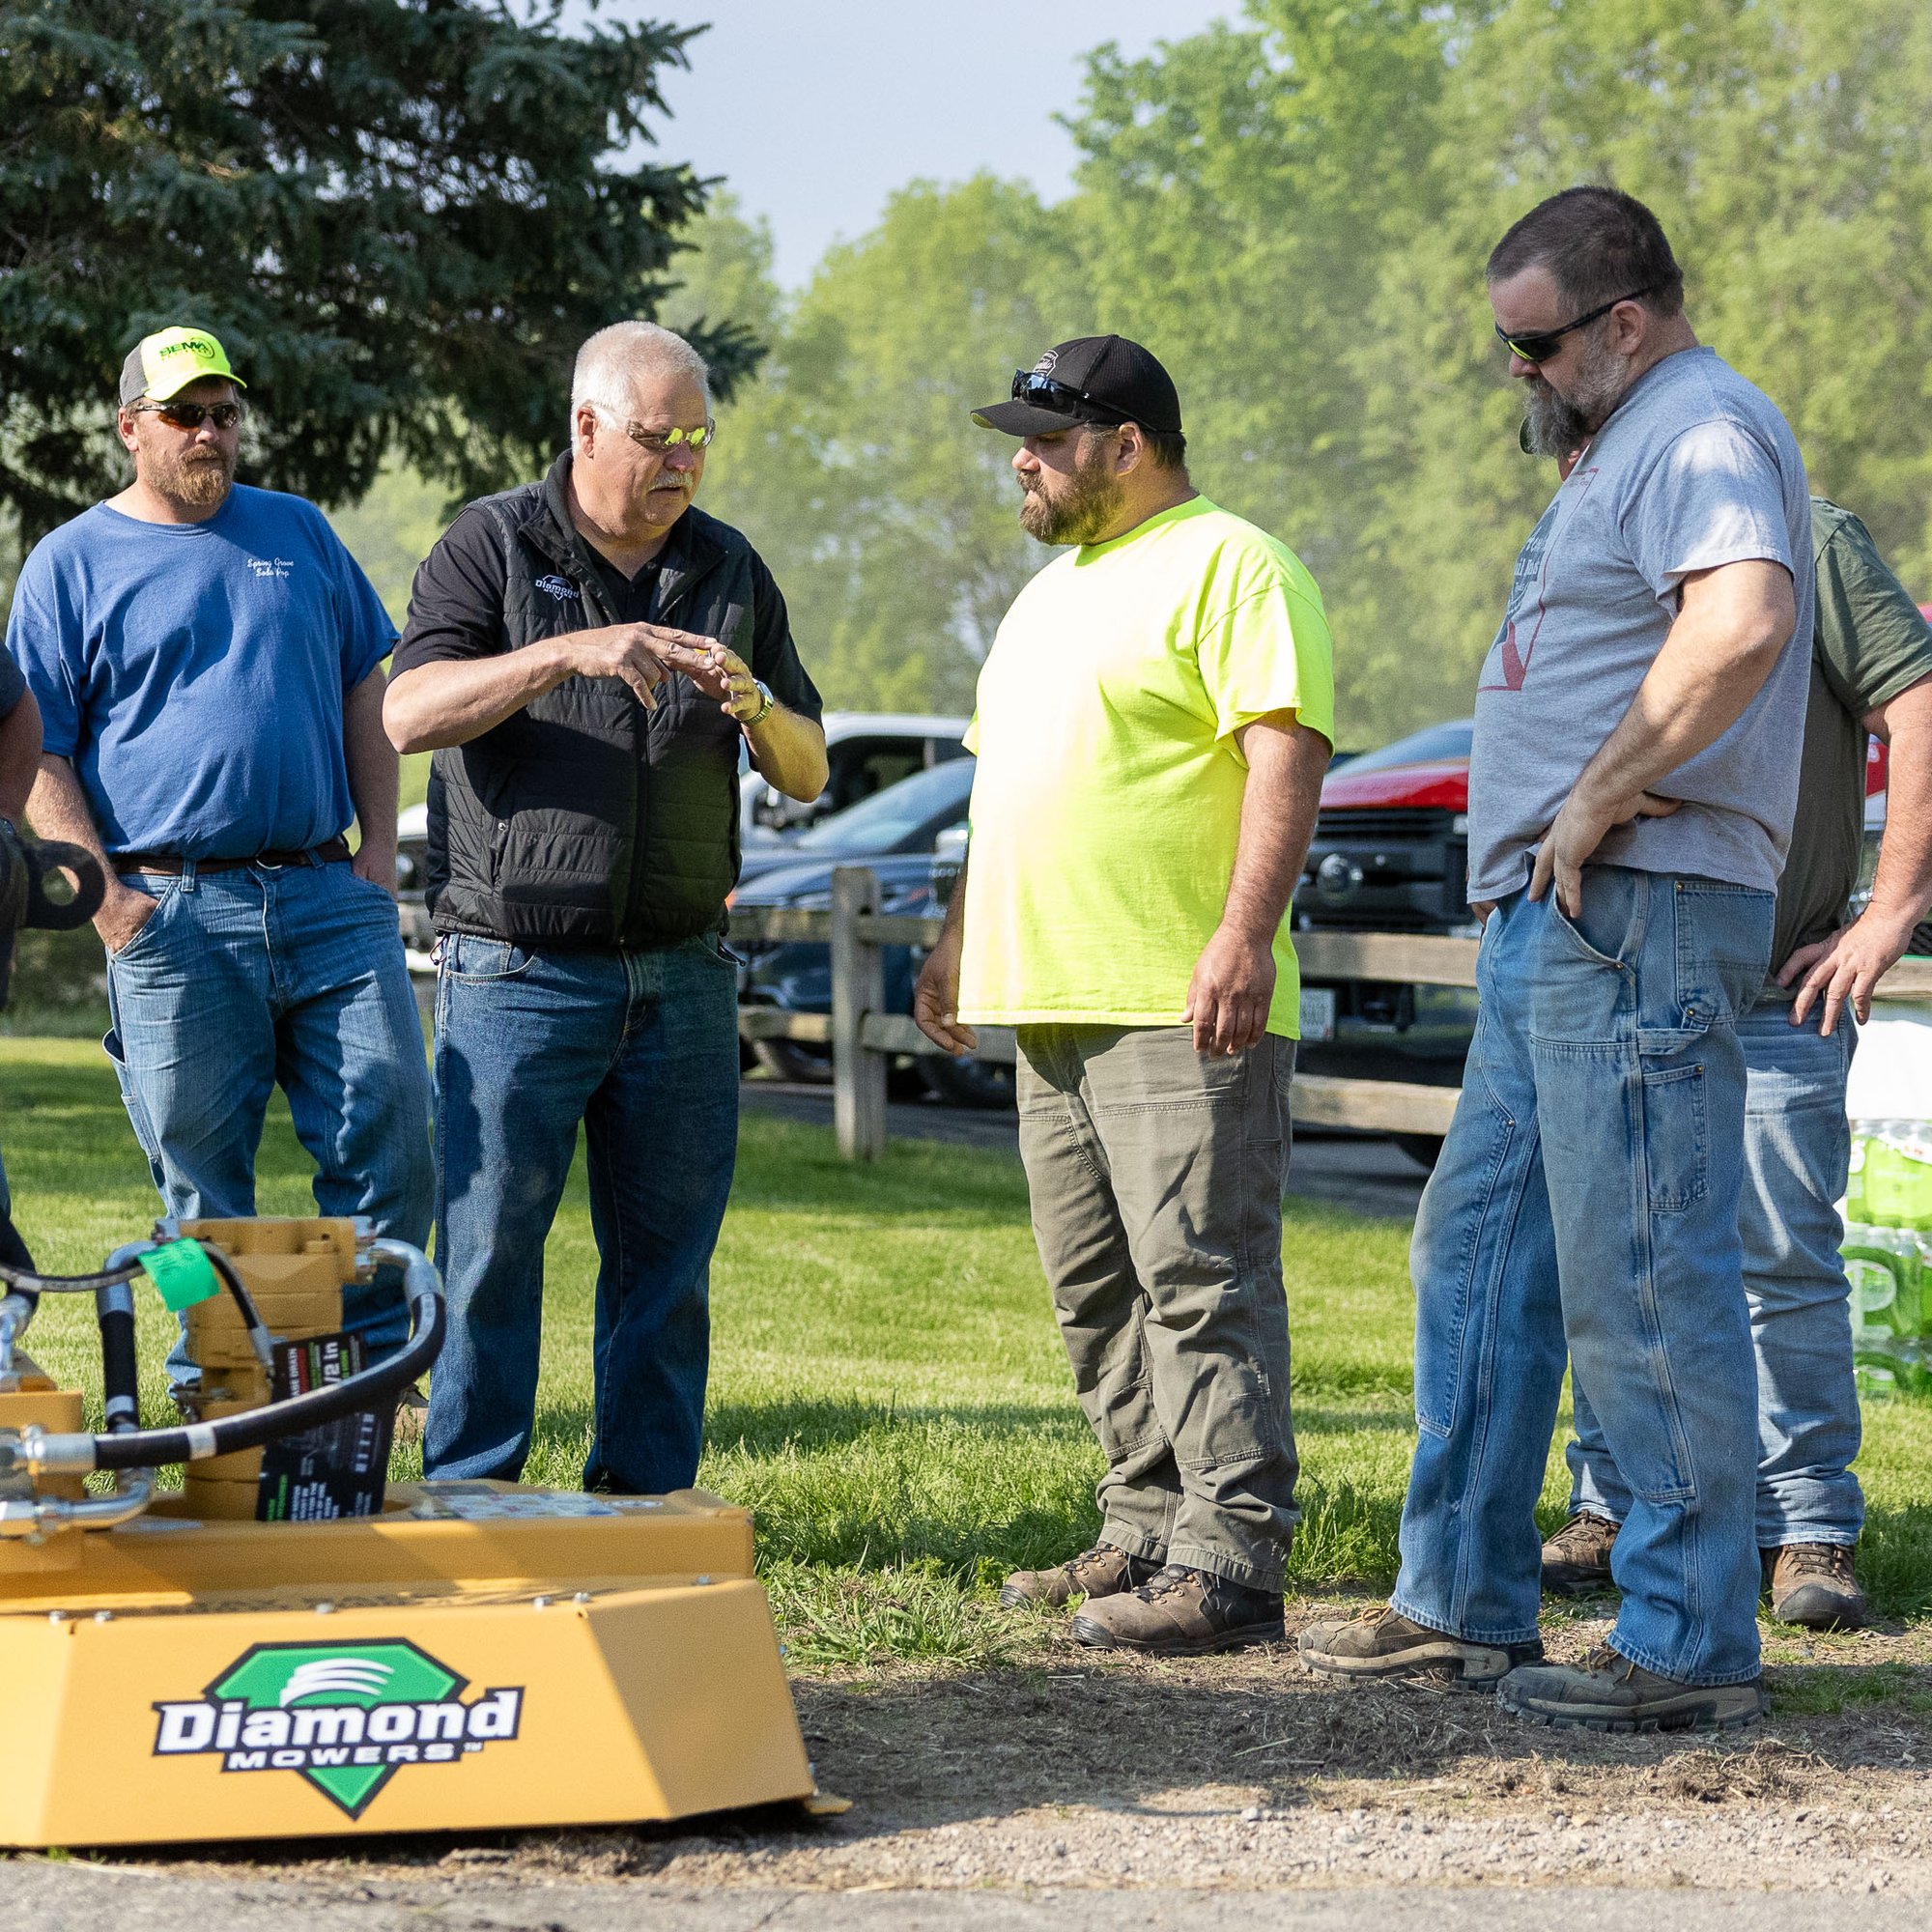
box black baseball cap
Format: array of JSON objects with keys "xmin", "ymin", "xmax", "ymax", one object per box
[{"xmin": 972, "ymin": 335, "xmax": 1182, "ymax": 438}]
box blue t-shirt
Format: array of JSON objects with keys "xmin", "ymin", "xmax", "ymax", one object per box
[{"xmin": 6, "ymin": 486, "xmax": 395, "ymax": 858}]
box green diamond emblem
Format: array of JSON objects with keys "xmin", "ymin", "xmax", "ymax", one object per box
[{"xmin": 209, "ymin": 1639, "xmax": 466, "ymax": 1817}]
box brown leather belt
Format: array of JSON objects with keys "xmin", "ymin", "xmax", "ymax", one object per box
[{"xmin": 114, "ymin": 838, "xmax": 353, "ymax": 875}]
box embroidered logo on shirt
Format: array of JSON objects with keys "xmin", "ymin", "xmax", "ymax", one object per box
[
  {"xmin": 248, "ymin": 556, "xmax": 295, "ymax": 580},
  {"xmin": 535, "ymin": 574, "xmax": 580, "ymax": 602}
]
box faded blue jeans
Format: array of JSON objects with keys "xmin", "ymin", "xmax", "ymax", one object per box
[
  {"xmin": 103, "ymin": 859, "xmax": 434, "ymax": 1369},
  {"xmin": 1392, "ymin": 867, "xmax": 1774, "ymax": 1686},
  {"xmin": 1570, "ymin": 1005, "xmax": 1862, "ymax": 1548},
  {"xmin": 424, "ymin": 932, "xmax": 740, "ymax": 1495}
]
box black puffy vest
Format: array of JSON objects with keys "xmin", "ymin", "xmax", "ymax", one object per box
[{"xmin": 424, "ymin": 456, "xmax": 758, "ymax": 950}]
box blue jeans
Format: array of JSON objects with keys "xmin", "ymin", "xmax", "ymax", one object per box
[
  {"xmin": 103, "ymin": 860, "xmax": 434, "ymax": 1367},
  {"xmin": 424, "ymin": 932, "xmax": 740, "ymax": 1494},
  {"xmin": 1392, "ymin": 867, "xmax": 1774, "ymax": 1686},
  {"xmin": 1571, "ymin": 1006, "xmax": 1862, "ymax": 1548}
]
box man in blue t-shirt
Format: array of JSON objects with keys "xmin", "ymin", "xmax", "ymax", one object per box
[{"xmin": 7, "ymin": 327, "xmax": 432, "ymax": 1364}]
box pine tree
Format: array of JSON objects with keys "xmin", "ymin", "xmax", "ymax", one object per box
[{"xmin": 0, "ymin": 0, "xmax": 761, "ymax": 539}]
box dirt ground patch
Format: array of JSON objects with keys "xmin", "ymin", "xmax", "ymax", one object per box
[{"xmin": 59, "ymin": 1597, "xmax": 1932, "ymax": 1900}]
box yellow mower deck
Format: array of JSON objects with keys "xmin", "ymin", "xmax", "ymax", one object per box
[{"xmin": 0, "ymin": 1481, "xmax": 816, "ymax": 1846}]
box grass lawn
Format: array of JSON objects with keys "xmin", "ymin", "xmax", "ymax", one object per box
[{"xmin": 7, "ymin": 1035, "xmax": 1932, "ymax": 1666}]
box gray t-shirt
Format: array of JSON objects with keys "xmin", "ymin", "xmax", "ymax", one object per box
[{"xmin": 1467, "ymin": 346, "xmax": 1815, "ymax": 902}]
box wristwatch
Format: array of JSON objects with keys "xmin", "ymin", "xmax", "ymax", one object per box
[{"xmin": 744, "ymin": 678, "xmax": 775, "ymax": 728}]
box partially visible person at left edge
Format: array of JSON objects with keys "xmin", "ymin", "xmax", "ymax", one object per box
[
  {"xmin": 0, "ymin": 663, "xmax": 43, "ymax": 1270},
  {"xmin": 8, "ymin": 326, "xmax": 433, "ymax": 1367}
]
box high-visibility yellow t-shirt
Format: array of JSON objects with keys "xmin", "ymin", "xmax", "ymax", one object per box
[{"xmin": 957, "ymin": 496, "xmax": 1335, "ymax": 1037}]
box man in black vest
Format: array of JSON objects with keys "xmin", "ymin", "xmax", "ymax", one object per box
[{"xmin": 385, "ymin": 321, "xmax": 826, "ymax": 1493}]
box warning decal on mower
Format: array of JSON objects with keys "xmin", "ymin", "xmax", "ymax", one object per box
[{"xmin": 151, "ymin": 1638, "xmax": 524, "ymax": 1818}]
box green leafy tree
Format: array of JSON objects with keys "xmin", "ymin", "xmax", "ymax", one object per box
[
  {"xmin": 698, "ymin": 176, "xmax": 1094, "ymax": 712},
  {"xmin": 1065, "ymin": 3, "xmax": 1458, "ymax": 739},
  {"xmin": 0, "ymin": 0, "xmax": 760, "ymax": 540},
  {"xmin": 1351, "ymin": 0, "xmax": 1932, "ymax": 729}
]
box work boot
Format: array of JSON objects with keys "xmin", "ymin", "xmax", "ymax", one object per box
[
  {"xmin": 1764, "ymin": 1542, "xmax": 1868, "ymax": 1632},
  {"xmin": 999, "ymin": 1542, "xmax": 1163, "ymax": 1610},
  {"xmin": 1070, "ymin": 1564, "xmax": 1285, "ymax": 1655},
  {"xmin": 1297, "ymin": 1605, "xmax": 1544, "ymax": 1691},
  {"xmin": 1541, "ymin": 1511, "xmax": 1619, "ymax": 1597},
  {"xmin": 1498, "ymin": 1644, "xmax": 1767, "ymax": 1733}
]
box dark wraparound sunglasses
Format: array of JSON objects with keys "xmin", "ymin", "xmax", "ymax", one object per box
[
  {"xmin": 132, "ymin": 399, "xmax": 246, "ymax": 431},
  {"xmin": 1494, "ymin": 285, "xmax": 1659, "ymax": 364},
  {"xmin": 1009, "ymin": 370, "xmax": 1130, "ymax": 424}
]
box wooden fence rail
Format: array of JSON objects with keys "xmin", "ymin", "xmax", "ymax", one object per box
[{"xmin": 725, "ymin": 866, "xmax": 1932, "ymax": 1160}]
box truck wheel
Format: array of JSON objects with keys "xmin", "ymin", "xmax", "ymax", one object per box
[{"xmin": 1394, "ymin": 1133, "xmax": 1443, "ymax": 1172}]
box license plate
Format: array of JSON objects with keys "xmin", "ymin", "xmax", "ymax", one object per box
[{"xmin": 1299, "ymin": 987, "xmax": 1337, "ymax": 1042}]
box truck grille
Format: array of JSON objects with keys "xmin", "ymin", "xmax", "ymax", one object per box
[
  {"xmin": 1314, "ymin": 806, "xmax": 1458, "ymax": 842},
  {"xmin": 1300, "ymin": 803, "xmax": 1467, "ymax": 932}
]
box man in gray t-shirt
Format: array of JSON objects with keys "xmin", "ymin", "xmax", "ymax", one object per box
[
  {"xmin": 1468, "ymin": 346, "xmax": 1813, "ymax": 901},
  {"xmin": 1301, "ymin": 187, "xmax": 1807, "ymax": 1734}
]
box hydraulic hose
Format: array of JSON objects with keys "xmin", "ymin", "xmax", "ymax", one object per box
[
  {"xmin": 0, "ymin": 1259, "xmax": 142, "ymax": 1295},
  {"xmin": 2, "ymin": 1239, "xmax": 443, "ymax": 1480},
  {"xmin": 96, "ymin": 1253, "xmax": 144, "ymax": 1435},
  {"xmin": 0, "ymin": 1236, "xmax": 273, "ymax": 1370}
]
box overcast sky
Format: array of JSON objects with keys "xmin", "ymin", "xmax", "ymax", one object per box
[{"xmin": 604, "ymin": 0, "xmax": 1238, "ymax": 285}]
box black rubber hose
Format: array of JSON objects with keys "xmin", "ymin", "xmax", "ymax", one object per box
[
  {"xmin": 96, "ymin": 1287, "xmax": 140, "ymax": 1435},
  {"xmin": 200, "ymin": 1242, "xmax": 269, "ymax": 1353},
  {"xmin": 0, "ymin": 1241, "xmax": 263, "ymax": 1350},
  {"xmin": 89, "ymin": 1293, "xmax": 443, "ymax": 1472},
  {"xmin": 0, "ymin": 1259, "xmax": 142, "ymax": 1295}
]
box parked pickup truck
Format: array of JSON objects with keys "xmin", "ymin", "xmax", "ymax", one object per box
[{"xmin": 1293, "ymin": 718, "xmax": 1894, "ymax": 1168}]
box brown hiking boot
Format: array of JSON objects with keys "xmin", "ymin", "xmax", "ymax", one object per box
[
  {"xmin": 1764, "ymin": 1542, "xmax": 1868, "ymax": 1632},
  {"xmin": 1499, "ymin": 1644, "xmax": 1767, "ymax": 1733},
  {"xmin": 998, "ymin": 1542, "xmax": 1163, "ymax": 1610},
  {"xmin": 1298, "ymin": 1605, "xmax": 1544, "ymax": 1691},
  {"xmin": 1070, "ymin": 1564, "xmax": 1284, "ymax": 1655},
  {"xmin": 1541, "ymin": 1511, "xmax": 1619, "ymax": 1597}
]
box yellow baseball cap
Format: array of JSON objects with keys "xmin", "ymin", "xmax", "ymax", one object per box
[{"xmin": 118, "ymin": 327, "xmax": 247, "ymax": 406}]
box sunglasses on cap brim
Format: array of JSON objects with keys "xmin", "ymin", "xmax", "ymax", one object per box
[{"xmin": 1009, "ymin": 370, "xmax": 1130, "ymax": 424}]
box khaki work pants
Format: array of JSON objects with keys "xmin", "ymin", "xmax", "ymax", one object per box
[{"xmin": 1015, "ymin": 1024, "xmax": 1299, "ymax": 1591}]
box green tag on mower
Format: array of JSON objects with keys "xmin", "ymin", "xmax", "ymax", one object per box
[{"xmin": 138, "ymin": 1237, "xmax": 221, "ymax": 1312}]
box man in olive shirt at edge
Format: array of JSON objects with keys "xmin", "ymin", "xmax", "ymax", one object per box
[
  {"xmin": 1545, "ymin": 498, "xmax": 1932, "ymax": 1630},
  {"xmin": 915, "ymin": 336, "xmax": 1334, "ymax": 1655}
]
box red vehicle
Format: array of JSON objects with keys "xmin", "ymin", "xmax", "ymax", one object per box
[{"xmin": 1297, "ymin": 717, "xmax": 1895, "ymax": 1167}]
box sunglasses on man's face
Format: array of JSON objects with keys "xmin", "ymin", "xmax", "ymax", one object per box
[
  {"xmin": 1493, "ymin": 285, "xmax": 1659, "ymax": 364},
  {"xmin": 624, "ymin": 418, "xmax": 716, "ymax": 455},
  {"xmin": 133, "ymin": 398, "xmax": 245, "ymax": 432}
]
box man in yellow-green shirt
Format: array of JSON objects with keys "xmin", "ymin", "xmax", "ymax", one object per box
[{"xmin": 914, "ymin": 335, "xmax": 1334, "ymax": 1655}]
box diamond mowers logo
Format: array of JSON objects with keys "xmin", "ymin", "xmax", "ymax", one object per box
[{"xmin": 152, "ymin": 1638, "xmax": 524, "ymax": 1818}]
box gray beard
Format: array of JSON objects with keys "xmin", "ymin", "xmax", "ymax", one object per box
[
  {"xmin": 1520, "ymin": 332, "xmax": 1633, "ymax": 461},
  {"xmin": 1520, "ymin": 382, "xmax": 1595, "ymax": 460}
]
